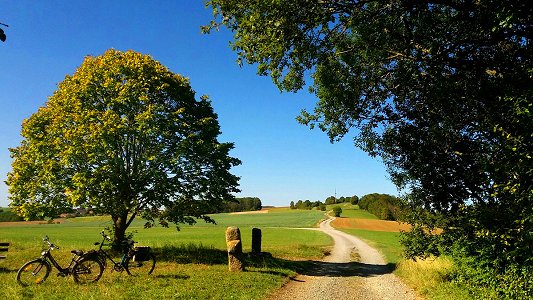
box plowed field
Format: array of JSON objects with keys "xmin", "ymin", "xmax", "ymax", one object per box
[{"xmin": 332, "ymin": 218, "xmax": 412, "ymax": 232}]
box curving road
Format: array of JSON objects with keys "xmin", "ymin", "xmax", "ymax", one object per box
[{"xmin": 268, "ymin": 218, "xmax": 419, "ymax": 300}]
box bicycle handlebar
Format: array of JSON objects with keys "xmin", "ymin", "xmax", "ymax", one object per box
[{"xmin": 42, "ymin": 235, "xmax": 59, "ymax": 250}]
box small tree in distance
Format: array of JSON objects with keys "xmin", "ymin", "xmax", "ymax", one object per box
[
  {"xmin": 7, "ymin": 49, "xmax": 241, "ymax": 244},
  {"xmin": 332, "ymin": 206, "xmax": 342, "ymax": 218}
]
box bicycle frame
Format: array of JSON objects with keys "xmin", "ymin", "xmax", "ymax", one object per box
[
  {"xmin": 94, "ymin": 232, "xmax": 132, "ymax": 272},
  {"xmin": 40, "ymin": 237, "xmax": 80, "ymax": 275}
]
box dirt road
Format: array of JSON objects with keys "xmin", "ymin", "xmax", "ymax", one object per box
[{"xmin": 268, "ymin": 218, "xmax": 419, "ymax": 300}]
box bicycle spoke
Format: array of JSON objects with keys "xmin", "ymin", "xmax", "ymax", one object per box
[{"xmin": 72, "ymin": 257, "xmax": 103, "ymax": 284}]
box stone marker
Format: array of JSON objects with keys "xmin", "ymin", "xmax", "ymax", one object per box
[{"xmin": 226, "ymin": 226, "xmax": 244, "ymax": 271}]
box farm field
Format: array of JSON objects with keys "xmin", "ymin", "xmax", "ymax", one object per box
[{"xmin": 0, "ymin": 209, "xmax": 330, "ymax": 299}]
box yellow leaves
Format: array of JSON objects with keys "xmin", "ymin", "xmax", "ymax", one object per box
[{"xmin": 485, "ymin": 69, "xmax": 497, "ymax": 76}]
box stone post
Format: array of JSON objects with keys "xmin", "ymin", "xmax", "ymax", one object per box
[
  {"xmin": 251, "ymin": 227, "xmax": 261, "ymax": 254},
  {"xmin": 225, "ymin": 226, "xmax": 244, "ymax": 271}
]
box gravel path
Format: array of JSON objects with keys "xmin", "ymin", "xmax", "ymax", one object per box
[{"xmin": 268, "ymin": 218, "xmax": 420, "ymax": 300}]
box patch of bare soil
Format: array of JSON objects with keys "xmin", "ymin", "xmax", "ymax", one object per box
[
  {"xmin": 0, "ymin": 219, "xmax": 66, "ymax": 227},
  {"xmin": 332, "ymin": 218, "xmax": 412, "ymax": 232},
  {"xmin": 229, "ymin": 210, "xmax": 269, "ymax": 215}
]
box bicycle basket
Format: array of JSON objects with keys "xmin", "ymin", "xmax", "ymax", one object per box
[{"xmin": 133, "ymin": 246, "xmax": 151, "ymax": 261}]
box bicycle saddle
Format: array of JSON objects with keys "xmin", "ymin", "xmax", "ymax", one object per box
[{"xmin": 71, "ymin": 250, "xmax": 84, "ymax": 256}]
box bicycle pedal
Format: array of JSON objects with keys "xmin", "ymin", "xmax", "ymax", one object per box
[{"xmin": 57, "ymin": 272, "xmax": 68, "ymax": 277}]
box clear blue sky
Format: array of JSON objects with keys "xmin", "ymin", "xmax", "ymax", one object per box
[{"xmin": 0, "ymin": 1, "xmax": 397, "ymax": 207}]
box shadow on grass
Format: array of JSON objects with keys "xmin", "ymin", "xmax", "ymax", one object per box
[
  {"xmin": 0, "ymin": 266, "xmax": 12, "ymax": 273},
  {"xmin": 154, "ymin": 244, "xmax": 395, "ymax": 278},
  {"xmin": 155, "ymin": 274, "xmax": 190, "ymax": 280}
]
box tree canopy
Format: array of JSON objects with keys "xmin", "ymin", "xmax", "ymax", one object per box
[
  {"xmin": 7, "ymin": 49, "xmax": 241, "ymax": 243},
  {"xmin": 206, "ymin": 0, "xmax": 532, "ymax": 296}
]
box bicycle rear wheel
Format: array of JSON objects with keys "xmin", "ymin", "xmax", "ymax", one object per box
[
  {"xmin": 72, "ymin": 256, "xmax": 104, "ymax": 284},
  {"xmin": 125, "ymin": 253, "xmax": 155, "ymax": 276},
  {"xmin": 17, "ymin": 259, "xmax": 51, "ymax": 286}
]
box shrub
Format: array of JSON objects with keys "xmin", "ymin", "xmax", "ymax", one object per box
[{"xmin": 332, "ymin": 206, "xmax": 342, "ymax": 217}]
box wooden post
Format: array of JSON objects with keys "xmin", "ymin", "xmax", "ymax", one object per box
[
  {"xmin": 251, "ymin": 228, "xmax": 261, "ymax": 254},
  {"xmin": 225, "ymin": 227, "xmax": 244, "ymax": 271}
]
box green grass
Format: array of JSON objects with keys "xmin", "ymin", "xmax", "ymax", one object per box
[
  {"xmin": 339, "ymin": 228, "xmax": 402, "ymax": 264},
  {"xmin": 0, "ymin": 209, "xmax": 331, "ymax": 299}
]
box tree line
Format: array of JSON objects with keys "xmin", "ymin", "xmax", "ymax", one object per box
[
  {"xmin": 290, "ymin": 195, "xmax": 359, "ymax": 211},
  {"xmin": 219, "ymin": 197, "xmax": 262, "ymax": 213}
]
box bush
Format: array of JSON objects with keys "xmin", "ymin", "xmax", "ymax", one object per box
[{"xmin": 332, "ymin": 206, "xmax": 342, "ymax": 217}]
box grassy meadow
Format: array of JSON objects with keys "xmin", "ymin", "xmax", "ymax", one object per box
[
  {"xmin": 1, "ymin": 204, "xmax": 482, "ymax": 299},
  {"xmin": 0, "ymin": 208, "xmax": 330, "ymax": 300}
]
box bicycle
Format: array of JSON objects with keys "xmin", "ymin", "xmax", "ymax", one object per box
[
  {"xmin": 16, "ymin": 236, "xmax": 104, "ymax": 286},
  {"xmin": 88, "ymin": 231, "xmax": 155, "ymax": 276}
]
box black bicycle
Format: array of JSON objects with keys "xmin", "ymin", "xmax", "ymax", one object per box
[
  {"xmin": 16, "ymin": 236, "xmax": 104, "ymax": 286},
  {"xmin": 88, "ymin": 231, "xmax": 155, "ymax": 276}
]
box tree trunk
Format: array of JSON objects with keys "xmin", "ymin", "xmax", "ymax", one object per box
[{"xmin": 112, "ymin": 213, "xmax": 128, "ymax": 249}]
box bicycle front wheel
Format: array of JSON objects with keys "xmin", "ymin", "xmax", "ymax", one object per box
[
  {"xmin": 17, "ymin": 259, "xmax": 51, "ymax": 286},
  {"xmin": 72, "ymin": 256, "xmax": 104, "ymax": 284},
  {"xmin": 125, "ymin": 253, "xmax": 155, "ymax": 276}
]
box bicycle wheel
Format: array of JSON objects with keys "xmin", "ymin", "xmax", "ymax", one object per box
[
  {"xmin": 72, "ymin": 256, "xmax": 104, "ymax": 284},
  {"xmin": 125, "ymin": 253, "xmax": 155, "ymax": 276},
  {"xmin": 17, "ymin": 259, "xmax": 51, "ymax": 286}
]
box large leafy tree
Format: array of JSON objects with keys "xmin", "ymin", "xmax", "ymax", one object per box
[
  {"xmin": 205, "ymin": 0, "xmax": 532, "ymax": 292},
  {"xmin": 7, "ymin": 49, "xmax": 241, "ymax": 243}
]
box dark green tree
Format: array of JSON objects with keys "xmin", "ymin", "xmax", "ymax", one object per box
[
  {"xmin": 7, "ymin": 49, "xmax": 241, "ymax": 243},
  {"xmin": 325, "ymin": 196, "xmax": 336, "ymax": 205},
  {"xmin": 205, "ymin": 1, "xmax": 532, "ymax": 295},
  {"xmin": 332, "ymin": 206, "xmax": 342, "ymax": 218},
  {"xmin": 350, "ymin": 195, "xmax": 359, "ymax": 205}
]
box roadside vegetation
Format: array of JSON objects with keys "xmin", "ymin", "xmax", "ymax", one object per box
[{"xmin": 333, "ymin": 204, "xmax": 495, "ymax": 299}]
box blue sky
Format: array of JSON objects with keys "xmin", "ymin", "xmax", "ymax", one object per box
[{"xmin": 0, "ymin": 1, "xmax": 397, "ymax": 207}]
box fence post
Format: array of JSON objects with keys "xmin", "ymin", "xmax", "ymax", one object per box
[
  {"xmin": 251, "ymin": 228, "xmax": 261, "ymax": 254},
  {"xmin": 225, "ymin": 227, "xmax": 244, "ymax": 271}
]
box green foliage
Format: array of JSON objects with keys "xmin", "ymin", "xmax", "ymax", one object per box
[
  {"xmin": 324, "ymin": 196, "xmax": 336, "ymax": 205},
  {"xmin": 7, "ymin": 49, "xmax": 241, "ymax": 243},
  {"xmin": 221, "ymin": 197, "xmax": 262, "ymax": 213},
  {"xmin": 206, "ymin": 0, "xmax": 532, "ymax": 296},
  {"xmin": 359, "ymin": 193, "xmax": 405, "ymax": 221},
  {"xmin": 332, "ymin": 206, "xmax": 342, "ymax": 217}
]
